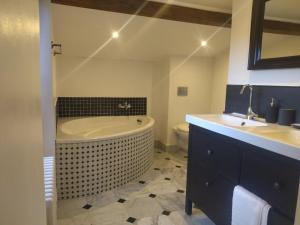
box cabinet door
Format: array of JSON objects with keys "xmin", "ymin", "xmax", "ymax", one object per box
[
  {"xmin": 241, "ymin": 147, "xmax": 300, "ymax": 219},
  {"xmin": 187, "ymin": 164, "xmax": 234, "ymax": 225},
  {"xmin": 187, "ymin": 126, "xmax": 235, "ymax": 225},
  {"xmin": 267, "ymin": 209, "xmax": 294, "ymax": 225}
]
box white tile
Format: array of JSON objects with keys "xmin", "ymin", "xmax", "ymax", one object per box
[
  {"xmin": 158, "ymin": 215, "xmax": 175, "ymax": 225},
  {"xmin": 137, "ymin": 217, "xmax": 155, "ymax": 225},
  {"xmin": 156, "ymin": 193, "xmax": 185, "ymax": 212},
  {"xmin": 125, "ymin": 197, "xmax": 163, "ymax": 219}
]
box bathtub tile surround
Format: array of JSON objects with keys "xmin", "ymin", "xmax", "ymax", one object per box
[
  {"xmin": 56, "ymin": 127, "xmax": 154, "ymax": 200},
  {"xmin": 225, "ymin": 85, "xmax": 300, "ymax": 123},
  {"xmin": 57, "ymin": 150, "xmax": 215, "ymax": 225},
  {"xmin": 57, "ymin": 97, "xmax": 147, "ymax": 117}
]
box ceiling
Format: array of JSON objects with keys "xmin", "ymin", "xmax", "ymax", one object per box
[{"xmin": 52, "ymin": 4, "xmax": 231, "ymax": 62}]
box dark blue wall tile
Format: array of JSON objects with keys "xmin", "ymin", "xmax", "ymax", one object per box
[{"xmin": 225, "ymin": 85, "xmax": 300, "ymax": 123}]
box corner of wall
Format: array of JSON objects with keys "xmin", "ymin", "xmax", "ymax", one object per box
[{"xmin": 210, "ymin": 50, "xmax": 230, "ymax": 114}]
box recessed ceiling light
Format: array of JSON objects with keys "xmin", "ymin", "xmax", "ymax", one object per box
[
  {"xmin": 201, "ymin": 40, "xmax": 207, "ymax": 47},
  {"xmin": 112, "ymin": 31, "xmax": 119, "ymax": 39}
]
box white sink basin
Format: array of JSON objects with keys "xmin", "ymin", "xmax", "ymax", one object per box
[{"xmin": 220, "ymin": 115, "xmax": 268, "ymax": 127}]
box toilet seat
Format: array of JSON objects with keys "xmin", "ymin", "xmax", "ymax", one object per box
[
  {"xmin": 173, "ymin": 123, "xmax": 189, "ymax": 151},
  {"xmin": 175, "ymin": 123, "xmax": 189, "ymax": 133}
]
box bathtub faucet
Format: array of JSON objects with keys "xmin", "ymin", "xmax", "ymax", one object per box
[{"xmin": 118, "ymin": 102, "xmax": 131, "ymax": 110}]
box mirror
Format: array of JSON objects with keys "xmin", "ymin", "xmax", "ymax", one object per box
[
  {"xmin": 261, "ymin": 0, "xmax": 300, "ymax": 59},
  {"xmin": 248, "ymin": 0, "xmax": 300, "ymax": 70}
]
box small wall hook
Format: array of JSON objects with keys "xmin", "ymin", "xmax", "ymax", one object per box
[{"xmin": 51, "ymin": 41, "xmax": 62, "ymax": 56}]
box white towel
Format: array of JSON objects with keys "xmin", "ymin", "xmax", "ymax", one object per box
[
  {"xmin": 232, "ymin": 186, "xmax": 271, "ymax": 225},
  {"xmin": 261, "ymin": 204, "xmax": 271, "ymax": 225}
]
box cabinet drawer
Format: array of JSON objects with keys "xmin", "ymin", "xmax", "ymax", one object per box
[
  {"xmin": 241, "ymin": 147, "xmax": 299, "ymax": 219},
  {"xmin": 188, "ymin": 164, "xmax": 234, "ymax": 225},
  {"xmin": 189, "ymin": 125, "xmax": 241, "ymax": 183},
  {"xmin": 267, "ymin": 209, "xmax": 293, "ymax": 225}
]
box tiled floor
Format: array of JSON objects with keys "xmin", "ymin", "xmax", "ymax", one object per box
[{"xmin": 57, "ymin": 149, "xmax": 215, "ymax": 225}]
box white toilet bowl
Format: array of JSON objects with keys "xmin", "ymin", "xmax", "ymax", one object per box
[{"xmin": 173, "ymin": 123, "xmax": 189, "ymax": 151}]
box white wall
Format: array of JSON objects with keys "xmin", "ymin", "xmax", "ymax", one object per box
[
  {"xmin": 152, "ymin": 61, "xmax": 170, "ymax": 144},
  {"xmin": 0, "ymin": 1, "xmax": 47, "ymax": 225},
  {"xmin": 56, "ymin": 56, "xmax": 154, "ymax": 114},
  {"xmin": 167, "ymin": 57, "xmax": 213, "ymax": 145},
  {"xmin": 40, "ymin": 0, "xmax": 56, "ymax": 157},
  {"xmin": 211, "ymin": 51, "xmax": 230, "ymax": 114},
  {"xmin": 228, "ymin": 0, "xmax": 300, "ymax": 86},
  {"xmin": 151, "ymin": 56, "xmax": 214, "ymax": 146}
]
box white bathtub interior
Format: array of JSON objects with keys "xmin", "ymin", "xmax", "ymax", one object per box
[{"xmin": 57, "ymin": 116, "xmax": 153, "ymax": 142}]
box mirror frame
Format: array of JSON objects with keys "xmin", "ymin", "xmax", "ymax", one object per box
[{"xmin": 248, "ymin": 0, "xmax": 300, "ymax": 70}]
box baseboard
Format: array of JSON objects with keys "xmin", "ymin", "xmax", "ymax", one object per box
[{"xmin": 154, "ymin": 140, "xmax": 179, "ymax": 152}]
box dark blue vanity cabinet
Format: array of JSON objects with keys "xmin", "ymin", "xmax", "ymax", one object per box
[{"xmin": 185, "ymin": 124, "xmax": 299, "ymax": 225}]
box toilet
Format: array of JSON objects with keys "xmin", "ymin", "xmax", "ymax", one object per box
[{"xmin": 173, "ymin": 123, "xmax": 189, "ymax": 151}]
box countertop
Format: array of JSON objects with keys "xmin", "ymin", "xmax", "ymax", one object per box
[{"xmin": 186, "ymin": 114, "xmax": 300, "ymax": 161}]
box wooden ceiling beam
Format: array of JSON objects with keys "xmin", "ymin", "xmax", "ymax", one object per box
[
  {"xmin": 51, "ymin": 0, "xmax": 232, "ymax": 27},
  {"xmin": 51, "ymin": 0, "xmax": 300, "ymax": 36}
]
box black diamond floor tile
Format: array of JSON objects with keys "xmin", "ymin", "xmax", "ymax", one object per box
[
  {"xmin": 82, "ymin": 204, "xmax": 92, "ymax": 209},
  {"xmin": 126, "ymin": 217, "xmax": 136, "ymax": 223},
  {"xmin": 162, "ymin": 210, "xmax": 171, "ymax": 216},
  {"xmin": 165, "ymin": 177, "xmax": 171, "ymax": 181},
  {"xmin": 139, "ymin": 181, "xmax": 146, "ymax": 184},
  {"xmin": 118, "ymin": 198, "xmax": 126, "ymax": 203},
  {"xmin": 149, "ymin": 193, "xmax": 156, "ymax": 198},
  {"xmin": 177, "ymin": 189, "xmax": 185, "ymax": 193}
]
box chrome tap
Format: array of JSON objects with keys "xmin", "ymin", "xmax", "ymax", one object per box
[
  {"xmin": 118, "ymin": 102, "xmax": 131, "ymax": 110},
  {"xmin": 240, "ymin": 84, "xmax": 258, "ymax": 120}
]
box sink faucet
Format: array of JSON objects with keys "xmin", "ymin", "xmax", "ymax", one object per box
[
  {"xmin": 118, "ymin": 102, "xmax": 131, "ymax": 110},
  {"xmin": 240, "ymin": 84, "xmax": 258, "ymax": 120}
]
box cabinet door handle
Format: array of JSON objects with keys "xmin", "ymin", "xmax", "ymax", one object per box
[
  {"xmin": 207, "ymin": 149, "xmax": 213, "ymax": 156},
  {"xmin": 205, "ymin": 180, "xmax": 215, "ymax": 187},
  {"xmin": 273, "ymin": 181, "xmax": 281, "ymax": 191}
]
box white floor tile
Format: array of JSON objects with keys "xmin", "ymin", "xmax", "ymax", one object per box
[{"xmin": 57, "ymin": 149, "xmax": 214, "ymax": 225}]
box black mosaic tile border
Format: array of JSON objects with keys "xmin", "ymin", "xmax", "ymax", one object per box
[
  {"xmin": 225, "ymin": 85, "xmax": 300, "ymax": 123},
  {"xmin": 57, "ymin": 97, "xmax": 147, "ymax": 117}
]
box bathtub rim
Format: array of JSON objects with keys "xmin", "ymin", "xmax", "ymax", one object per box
[{"xmin": 56, "ymin": 116, "xmax": 155, "ymax": 144}]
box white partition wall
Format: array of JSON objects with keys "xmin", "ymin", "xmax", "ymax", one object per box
[{"xmin": 0, "ymin": 1, "xmax": 47, "ymax": 225}]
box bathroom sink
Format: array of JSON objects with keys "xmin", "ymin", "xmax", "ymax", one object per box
[{"xmin": 219, "ymin": 114, "xmax": 268, "ymax": 127}]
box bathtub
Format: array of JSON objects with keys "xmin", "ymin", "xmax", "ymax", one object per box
[{"xmin": 56, "ymin": 116, "xmax": 154, "ymax": 200}]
